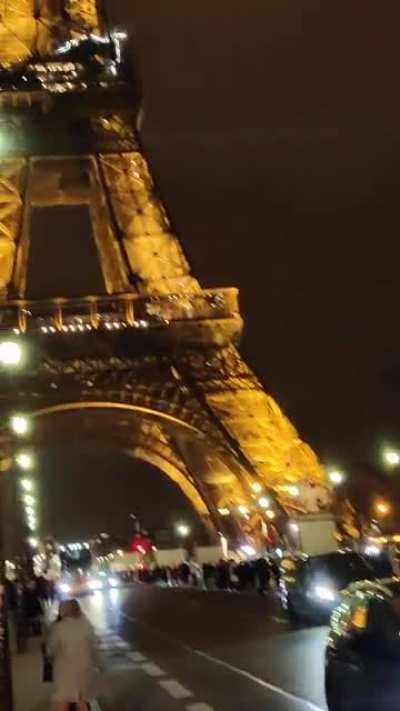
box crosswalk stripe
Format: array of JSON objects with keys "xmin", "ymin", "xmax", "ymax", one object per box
[
  {"xmin": 128, "ymin": 651, "xmax": 147, "ymax": 663},
  {"xmin": 142, "ymin": 662, "xmax": 165, "ymax": 677},
  {"xmin": 159, "ymin": 679, "xmax": 193, "ymax": 700},
  {"xmin": 186, "ymin": 704, "xmax": 215, "ymax": 711}
]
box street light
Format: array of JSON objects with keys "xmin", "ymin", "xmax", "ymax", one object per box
[
  {"xmin": 25, "ymin": 506, "xmax": 35, "ymax": 517},
  {"xmin": 23, "ymin": 494, "xmax": 35, "ymax": 507},
  {"xmin": 375, "ymin": 500, "xmax": 391, "ymax": 517},
  {"xmin": 287, "ymin": 485, "xmax": 300, "ymax": 497},
  {"xmin": 383, "ymin": 449, "xmax": 400, "ymax": 467},
  {"xmin": 237, "ymin": 505, "xmax": 249, "ymax": 516},
  {"xmin": 10, "ymin": 414, "xmax": 30, "ymax": 436},
  {"xmin": 0, "ymin": 340, "xmax": 23, "ymax": 367},
  {"xmin": 16, "ymin": 451, "xmax": 34, "ymax": 470},
  {"xmin": 20, "ymin": 478, "xmax": 34, "ymax": 492},
  {"xmin": 329, "ymin": 469, "xmax": 345, "ymax": 486},
  {"xmin": 251, "ymin": 482, "xmax": 262, "ymax": 494},
  {"xmin": 218, "ymin": 507, "xmax": 230, "ymax": 516},
  {"xmin": 176, "ymin": 523, "xmax": 190, "ymax": 538}
]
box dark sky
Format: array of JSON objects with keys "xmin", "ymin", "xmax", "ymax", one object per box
[
  {"xmin": 31, "ymin": 2, "xmax": 400, "ymax": 537},
  {"xmin": 104, "ymin": 0, "xmax": 400, "ymax": 470},
  {"xmin": 39, "ymin": 440, "xmax": 199, "ymax": 542}
]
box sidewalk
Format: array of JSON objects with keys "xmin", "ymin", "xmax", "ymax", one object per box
[{"xmin": 12, "ymin": 635, "xmax": 50, "ymax": 711}]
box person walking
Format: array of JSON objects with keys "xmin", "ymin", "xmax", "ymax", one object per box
[{"xmin": 46, "ymin": 598, "xmax": 101, "ymax": 711}]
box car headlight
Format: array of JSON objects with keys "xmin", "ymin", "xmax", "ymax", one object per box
[
  {"xmin": 87, "ymin": 579, "xmax": 102, "ymax": 591},
  {"xmin": 59, "ymin": 582, "xmax": 71, "ymax": 594},
  {"xmin": 108, "ymin": 577, "xmax": 118, "ymax": 588},
  {"xmin": 313, "ymin": 585, "xmax": 336, "ymax": 603}
]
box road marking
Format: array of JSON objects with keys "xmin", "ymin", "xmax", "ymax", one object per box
[
  {"xmin": 128, "ymin": 651, "xmax": 147, "ymax": 663},
  {"xmin": 159, "ymin": 678, "xmax": 193, "ymax": 699},
  {"xmin": 142, "ymin": 662, "xmax": 165, "ymax": 677},
  {"xmin": 186, "ymin": 704, "xmax": 215, "ymax": 711},
  {"xmin": 192, "ymin": 649, "xmax": 324, "ymax": 711},
  {"xmin": 91, "ymin": 701, "xmax": 102, "ymax": 711}
]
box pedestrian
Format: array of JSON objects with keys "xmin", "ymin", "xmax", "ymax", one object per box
[
  {"xmin": 22, "ymin": 579, "xmax": 43, "ymax": 636},
  {"xmin": 46, "ymin": 598, "xmax": 101, "ymax": 711}
]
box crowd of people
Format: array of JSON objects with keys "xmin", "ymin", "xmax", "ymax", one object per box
[
  {"xmin": 5, "ymin": 574, "xmax": 56, "ymax": 650},
  {"xmin": 137, "ymin": 556, "xmax": 281, "ymax": 594}
]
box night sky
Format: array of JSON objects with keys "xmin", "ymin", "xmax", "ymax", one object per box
[{"xmin": 40, "ymin": 2, "xmax": 400, "ymax": 536}]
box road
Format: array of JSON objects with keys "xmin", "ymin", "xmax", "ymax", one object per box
[{"xmin": 81, "ymin": 584, "xmax": 328, "ymax": 711}]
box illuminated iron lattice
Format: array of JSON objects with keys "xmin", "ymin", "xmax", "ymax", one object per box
[{"xmin": 0, "ymin": 0, "xmax": 328, "ymax": 544}]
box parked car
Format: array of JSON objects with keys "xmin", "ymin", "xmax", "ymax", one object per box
[
  {"xmin": 279, "ymin": 551, "xmax": 377, "ymax": 623},
  {"xmin": 326, "ymin": 578, "xmax": 400, "ymax": 710}
]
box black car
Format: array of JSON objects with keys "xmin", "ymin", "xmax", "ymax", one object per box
[
  {"xmin": 326, "ymin": 578, "xmax": 400, "ymax": 710},
  {"xmin": 279, "ymin": 551, "xmax": 377, "ymax": 623}
]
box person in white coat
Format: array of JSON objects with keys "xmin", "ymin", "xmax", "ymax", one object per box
[{"xmin": 47, "ymin": 598, "xmax": 101, "ymax": 711}]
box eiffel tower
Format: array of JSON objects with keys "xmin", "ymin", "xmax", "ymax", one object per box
[
  {"xmin": 0, "ymin": 0, "xmax": 328, "ymax": 537},
  {"xmin": 0, "ymin": 1, "xmax": 329, "ymax": 704}
]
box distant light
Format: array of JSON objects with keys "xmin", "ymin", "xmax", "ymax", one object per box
[
  {"xmin": 238, "ymin": 505, "xmax": 249, "ymax": 516},
  {"xmin": 0, "ymin": 341, "xmax": 23, "ymax": 367},
  {"xmin": 266, "ymin": 509, "xmax": 275, "ymax": 520},
  {"xmin": 27, "ymin": 518, "xmax": 37, "ymax": 531},
  {"xmin": 258, "ymin": 496, "xmax": 270, "ymax": 509},
  {"xmin": 28, "ymin": 537, "xmax": 38, "ymax": 548},
  {"xmin": 10, "ymin": 414, "xmax": 30, "ymax": 436},
  {"xmin": 365, "ymin": 544, "xmax": 381, "ymax": 557},
  {"xmin": 108, "ymin": 578, "xmax": 118, "ymax": 588},
  {"xmin": 383, "ymin": 449, "xmax": 400, "ymax": 466},
  {"xmin": 241, "ymin": 544, "xmax": 256, "ymax": 557},
  {"xmin": 176, "ymin": 523, "xmax": 190, "ymax": 537},
  {"xmin": 117, "ymin": 549, "xmax": 123, "ymax": 556},
  {"xmin": 313, "ymin": 584, "xmax": 336, "ymax": 603},
  {"xmin": 375, "ymin": 500, "xmax": 391, "ymax": 516},
  {"xmin": 289, "ymin": 522, "xmax": 299, "ymax": 533},
  {"xmin": 329, "ymin": 470, "xmax": 345, "ymax": 485},
  {"xmin": 275, "ymin": 547, "xmax": 283, "ymax": 558},
  {"xmin": 218, "ymin": 507, "xmax": 230, "ymax": 516},
  {"xmin": 251, "ymin": 482, "xmax": 262, "ymax": 493},
  {"xmin": 20, "ymin": 478, "xmax": 34, "ymax": 492},
  {"xmin": 59, "ymin": 582, "xmax": 70, "ymax": 595},
  {"xmin": 25, "ymin": 506, "xmax": 35, "ymax": 517},
  {"xmin": 23, "ymin": 494, "xmax": 35, "ymax": 507},
  {"xmin": 16, "ymin": 452, "xmax": 34, "ymax": 470},
  {"xmin": 287, "ymin": 485, "xmax": 300, "ymax": 497}
]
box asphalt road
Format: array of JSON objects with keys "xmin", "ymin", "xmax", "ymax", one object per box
[{"xmin": 81, "ymin": 585, "xmax": 328, "ymax": 711}]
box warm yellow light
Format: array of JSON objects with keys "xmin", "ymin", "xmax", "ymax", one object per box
[
  {"xmin": 383, "ymin": 449, "xmax": 400, "ymax": 466},
  {"xmin": 375, "ymin": 500, "xmax": 391, "ymax": 516},
  {"xmin": 0, "ymin": 341, "xmax": 23, "ymax": 367},
  {"xmin": 258, "ymin": 496, "xmax": 270, "ymax": 509},
  {"xmin": 16, "ymin": 452, "xmax": 34, "ymax": 470},
  {"xmin": 23, "ymin": 494, "xmax": 35, "ymax": 507},
  {"xmin": 251, "ymin": 482, "xmax": 262, "ymax": 493},
  {"xmin": 266, "ymin": 509, "xmax": 275, "ymax": 520},
  {"xmin": 10, "ymin": 414, "xmax": 30, "ymax": 436},
  {"xmin": 218, "ymin": 507, "xmax": 230, "ymax": 516},
  {"xmin": 28, "ymin": 537, "xmax": 38, "ymax": 548},
  {"xmin": 329, "ymin": 470, "xmax": 345, "ymax": 485},
  {"xmin": 287, "ymin": 485, "xmax": 300, "ymax": 497},
  {"xmin": 176, "ymin": 523, "xmax": 190, "ymax": 537},
  {"xmin": 20, "ymin": 478, "xmax": 34, "ymax": 492},
  {"xmin": 238, "ymin": 505, "xmax": 249, "ymax": 516}
]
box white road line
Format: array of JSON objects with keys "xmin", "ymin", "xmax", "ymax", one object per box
[
  {"xmin": 91, "ymin": 701, "xmax": 102, "ymax": 711},
  {"xmin": 142, "ymin": 662, "xmax": 165, "ymax": 677},
  {"xmin": 128, "ymin": 651, "xmax": 147, "ymax": 663},
  {"xmin": 186, "ymin": 704, "xmax": 215, "ymax": 711},
  {"xmin": 159, "ymin": 678, "xmax": 193, "ymax": 700},
  {"xmin": 119, "ymin": 610, "xmax": 324, "ymax": 711},
  {"xmin": 192, "ymin": 649, "xmax": 324, "ymax": 711}
]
